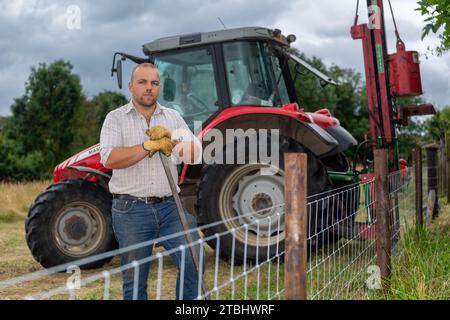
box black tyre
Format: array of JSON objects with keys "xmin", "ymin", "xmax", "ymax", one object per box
[
  {"xmin": 25, "ymin": 179, "xmax": 117, "ymax": 269},
  {"xmin": 196, "ymin": 135, "xmax": 332, "ymax": 264}
]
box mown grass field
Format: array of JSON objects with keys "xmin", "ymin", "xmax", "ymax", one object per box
[
  {"xmin": 0, "ymin": 180, "xmax": 283, "ymax": 300},
  {"xmin": 0, "ymin": 181, "xmax": 448, "ymax": 300}
]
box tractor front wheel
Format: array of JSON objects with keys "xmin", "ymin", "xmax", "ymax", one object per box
[{"xmin": 25, "ymin": 179, "xmax": 117, "ymax": 269}]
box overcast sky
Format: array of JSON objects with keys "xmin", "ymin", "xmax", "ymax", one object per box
[{"xmin": 1, "ymin": 0, "xmax": 449, "ymax": 116}]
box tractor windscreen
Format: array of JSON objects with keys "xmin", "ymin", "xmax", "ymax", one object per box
[
  {"xmin": 154, "ymin": 48, "xmax": 220, "ymax": 131},
  {"xmin": 223, "ymin": 41, "xmax": 290, "ymax": 107}
]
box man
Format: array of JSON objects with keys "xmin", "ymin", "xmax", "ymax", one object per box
[{"xmin": 99, "ymin": 62, "xmax": 203, "ymax": 300}]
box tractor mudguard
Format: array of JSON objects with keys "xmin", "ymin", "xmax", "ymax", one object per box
[
  {"xmin": 321, "ymin": 125, "xmax": 358, "ymax": 158},
  {"xmin": 65, "ymin": 166, "xmax": 111, "ymax": 192},
  {"xmin": 181, "ymin": 112, "xmax": 339, "ymax": 183},
  {"xmin": 201, "ymin": 113, "xmax": 338, "ymax": 157}
]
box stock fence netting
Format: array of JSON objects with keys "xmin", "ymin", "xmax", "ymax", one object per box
[{"xmin": 0, "ymin": 168, "xmax": 420, "ymax": 300}]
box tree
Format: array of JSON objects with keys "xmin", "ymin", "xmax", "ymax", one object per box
[
  {"xmin": 5, "ymin": 60, "xmax": 83, "ymax": 178},
  {"xmin": 91, "ymin": 90, "xmax": 128, "ymax": 125},
  {"xmin": 0, "ymin": 59, "xmax": 129, "ymax": 181},
  {"xmin": 417, "ymin": 0, "xmax": 450, "ymax": 55},
  {"xmin": 0, "ymin": 115, "xmax": 49, "ymax": 180},
  {"xmin": 327, "ymin": 65, "xmax": 370, "ymax": 144},
  {"xmin": 289, "ymin": 49, "xmax": 338, "ymax": 113},
  {"xmin": 70, "ymin": 91, "xmax": 127, "ymax": 154},
  {"xmin": 423, "ymin": 106, "xmax": 450, "ymax": 141},
  {"xmin": 289, "ymin": 49, "xmax": 370, "ymax": 144}
]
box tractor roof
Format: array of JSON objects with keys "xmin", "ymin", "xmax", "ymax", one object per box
[{"xmin": 142, "ymin": 26, "xmax": 291, "ymax": 55}]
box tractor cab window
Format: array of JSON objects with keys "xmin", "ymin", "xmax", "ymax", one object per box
[
  {"xmin": 155, "ymin": 48, "xmax": 219, "ymax": 131},
  {"xmin": 223, "ymin": 41, "xmax": 290, "ymax": 107}
]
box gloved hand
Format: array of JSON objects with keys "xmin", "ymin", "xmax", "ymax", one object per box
[
  {"xmin": 143, "ymin": 137, "xmax": 175, "ymax": 157},
  {"xmin": 146, "ymin": 125, "xmax": 171, "ymax": 141}
]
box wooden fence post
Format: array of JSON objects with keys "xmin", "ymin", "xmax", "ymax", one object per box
[
  {"xmin": 374, "ymin": 149, "xmax": 391, "ymax": 293},
  {"xmin": 413, "ymin": 148, "xmax": 423, "ymax": 228},
  {"xmin": 284, "ymin": 153, "xmax": 308, "ymax": 300}
]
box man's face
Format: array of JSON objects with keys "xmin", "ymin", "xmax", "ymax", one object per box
[{"xmin": 128, "ymin": 66, "xmax": 161, "ymax": 108}]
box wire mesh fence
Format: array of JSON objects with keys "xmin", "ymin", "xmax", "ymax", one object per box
[
  {"xmin": 389, "ymin": 167, "xmax": 416, "ymax": 251},
  {"xmin": 307, "ymin": 164, "xmax": 420, "ymax": 300},
  {"xmin": 0, "ymin": 165, "xmax": 428, "ymax": 300},
  {"xmin": 307, "ymin": 178, "xmax": 377, "ymax": 300},
  {"xmin": 423, "ymin": 165, "xmax": 429, "ymax": 208},
  {"xmin": 0, "ymin": 204, "xmax": 286, "ymax": 300}
]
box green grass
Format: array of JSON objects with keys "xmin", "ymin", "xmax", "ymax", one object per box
[
  {"xmin": 369, "ymin": 214, "xmax": 450, "ymax": 299},
  {"xmin": 0, "ymin": 210, "xmax": 23, "ymax": 223}
]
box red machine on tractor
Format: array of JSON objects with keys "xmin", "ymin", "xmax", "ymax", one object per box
[{"xmin": 25, "ymin": 0, "xmax": 434, "ymax": 269}]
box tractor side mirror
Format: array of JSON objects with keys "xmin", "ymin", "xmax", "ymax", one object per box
[
  {"xmin": 112, "ymin": 52, "xmax": 153, "ymax": 89},
  {"xmin": 163, "ymin": 78, "xmax": 176, "ymax": 102},
  {"xmin": 116, "ymin": 59, "xmax": 123, "ymax": 89}
]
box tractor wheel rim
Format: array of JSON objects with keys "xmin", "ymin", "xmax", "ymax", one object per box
[
  {"xmin": 53, "ymin": 201, "xmax": 106, "ymax": 258},
  {"xmin": 219, "ymin": 164, "xmax": 285, "ymax": 247}
]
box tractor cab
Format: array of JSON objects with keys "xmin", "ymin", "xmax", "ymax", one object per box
[{"xmin": 112, "ymin": 27, "xmax": 337, "ymax": 131}]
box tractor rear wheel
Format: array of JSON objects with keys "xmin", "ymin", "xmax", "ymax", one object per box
[
  {"xmin": 196, "ymin": 135, "xmax": 332, "ymax": 264},
  {"xmin": 25, "ymin": 179, "xmax": 117, "ymax": 269}
]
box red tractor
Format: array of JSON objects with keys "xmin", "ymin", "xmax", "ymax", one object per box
[
  {"xmin": 25, "ymin": 26, "xmax": 359, "ymax": 268},
  {"xmin": 25, "ymin": 1, "xmax": 435, "ymax": 270}
]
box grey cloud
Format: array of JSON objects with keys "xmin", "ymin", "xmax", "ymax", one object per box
[
  {"xmin": 0, "ymin": 0, "xmax": 449, "ymax": 116},
  {"xmin": 0, "ymin": 0, "xmax": 287, "ymax": 115}
]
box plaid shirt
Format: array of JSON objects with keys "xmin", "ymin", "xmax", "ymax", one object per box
[{"xmin": 100, "ymin": 101, "xmax": 199, "ymax": 197}]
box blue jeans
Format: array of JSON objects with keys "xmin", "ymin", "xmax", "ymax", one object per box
[{"xmin": 111, "ymin": 197, "xmax": 203, "ymax": 300}]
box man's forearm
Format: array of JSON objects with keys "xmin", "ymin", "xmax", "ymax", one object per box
[{"xmin": 105, "ymin": 145, "xmax": 148, "ymax": 169}]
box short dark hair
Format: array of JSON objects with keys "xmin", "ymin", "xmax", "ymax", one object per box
[{"xmin": 130, "ymin": 63, "xmax": 159, "ymax": 82}]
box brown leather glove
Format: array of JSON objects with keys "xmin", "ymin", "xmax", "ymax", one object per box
[
  {"xmin": 146, "ymin": 125, "xmax": 171, "ymax": 140},
  {"xmin": 143, "ymin": 137, "xmax": 175, "ymax": 157}
]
